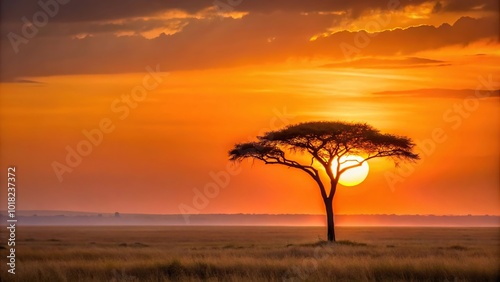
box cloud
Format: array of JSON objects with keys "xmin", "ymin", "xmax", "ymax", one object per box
[
  {"xmin": 0, "ymin": 0, "xmax": 210, "ymax": 23},
  {"xmin": 432, "ymin": 1, "xmax": 444, "ymax": 13},
  {"xmin": 321, "ymin": 57, "xmax": 450, "ymax": 69},
  {"xmin": 6, "ymin": 0, "xmax": 496, "ymax": 24},
  {"xmin": 372, "ymin": 88, "xmax": 500, "ymax": 98},
  {"xmin": 439, "ymin": 0, "xmax": 499, "ymax": 12},
  {"xmin": 311, "ymin": 16, "xmax": 498, "ymax": 59},
  {"xmin": 13, "ymin": 79, "xmax": 44, "ymax": 84},
  {"xmin": 2, "ymin": 1, "xmax": 496, "ymax": 43},
  {"xmin": 0, "ymin": 11, "xmax": 337, "ymax": 80},
  {"xmin": 0, "ymin": 6, "xmax": 498, "ymax": 81}
]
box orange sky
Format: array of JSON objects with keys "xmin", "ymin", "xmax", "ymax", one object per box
[{"xmin": 1, "ymin": 0, "xmax": 499, "ymax": 216}]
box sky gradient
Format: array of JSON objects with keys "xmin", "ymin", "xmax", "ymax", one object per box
[{"xmin": 0, "ymin": 0, "xmax": 499, "ymax": 216}]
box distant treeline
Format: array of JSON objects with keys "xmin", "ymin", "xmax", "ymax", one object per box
[{"xmin": 0, "ymin": 212, "xmax": 499, "ymax": 226}]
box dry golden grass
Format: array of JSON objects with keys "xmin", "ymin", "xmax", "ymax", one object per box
[{"xmin": 0, "ymin": 226, "xmax": 499, "ymax": 281}]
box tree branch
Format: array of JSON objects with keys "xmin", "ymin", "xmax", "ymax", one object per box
[
  {"xmin": 337, "ymin": 149, "xmax": 410, "ymax": 175},
  {"xmin": 259, "ymin": 154, "xmax": 328, "ymax": 200}
]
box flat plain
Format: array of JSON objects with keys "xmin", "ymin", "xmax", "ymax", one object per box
[{"xmin": 0, "ymin": 226, "xmax": 499, "ymax": 281}]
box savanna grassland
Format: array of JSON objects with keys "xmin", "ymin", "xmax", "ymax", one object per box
[{"xmin": 0, "ymin": 226, "xmax": 499, "ymax": 282}]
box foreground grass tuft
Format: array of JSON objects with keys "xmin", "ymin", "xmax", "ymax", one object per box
[
  {"xmin": 297, "ymin": 239, "xmax": 368, "ymax": 247},
  {"xmin": 165, "ymin": 259, "xmax": 184, "ymax": 279},
  {"xmin": 447, "ymin": 245, "xmax": 468, "ymax": 250},
  {"xmin": 336, "ymin": 240, "xmax": 368, "ymax": 246}
]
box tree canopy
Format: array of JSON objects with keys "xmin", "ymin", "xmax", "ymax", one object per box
[{"xmin": 229, "ymin": 121, "xmax": 419, "ymax": 198}]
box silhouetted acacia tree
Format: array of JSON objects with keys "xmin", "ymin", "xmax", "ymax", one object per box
[{"xmin": 229, "ymin": 121, "xmax": 419, "ymax": 242}]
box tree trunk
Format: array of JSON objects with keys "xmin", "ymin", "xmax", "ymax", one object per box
[{"xmin": 325, "ymin": 199, "xmax": 335, "ymax": 242}]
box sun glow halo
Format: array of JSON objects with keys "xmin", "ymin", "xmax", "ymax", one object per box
[{"xmin": 332, "ymin": 155, "xmax": 369, "ymax": 187}]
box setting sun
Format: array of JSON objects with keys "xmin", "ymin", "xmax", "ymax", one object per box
[{"xmin": 332, "ymin": 155, "xmax": 370, "ymax": 187}]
